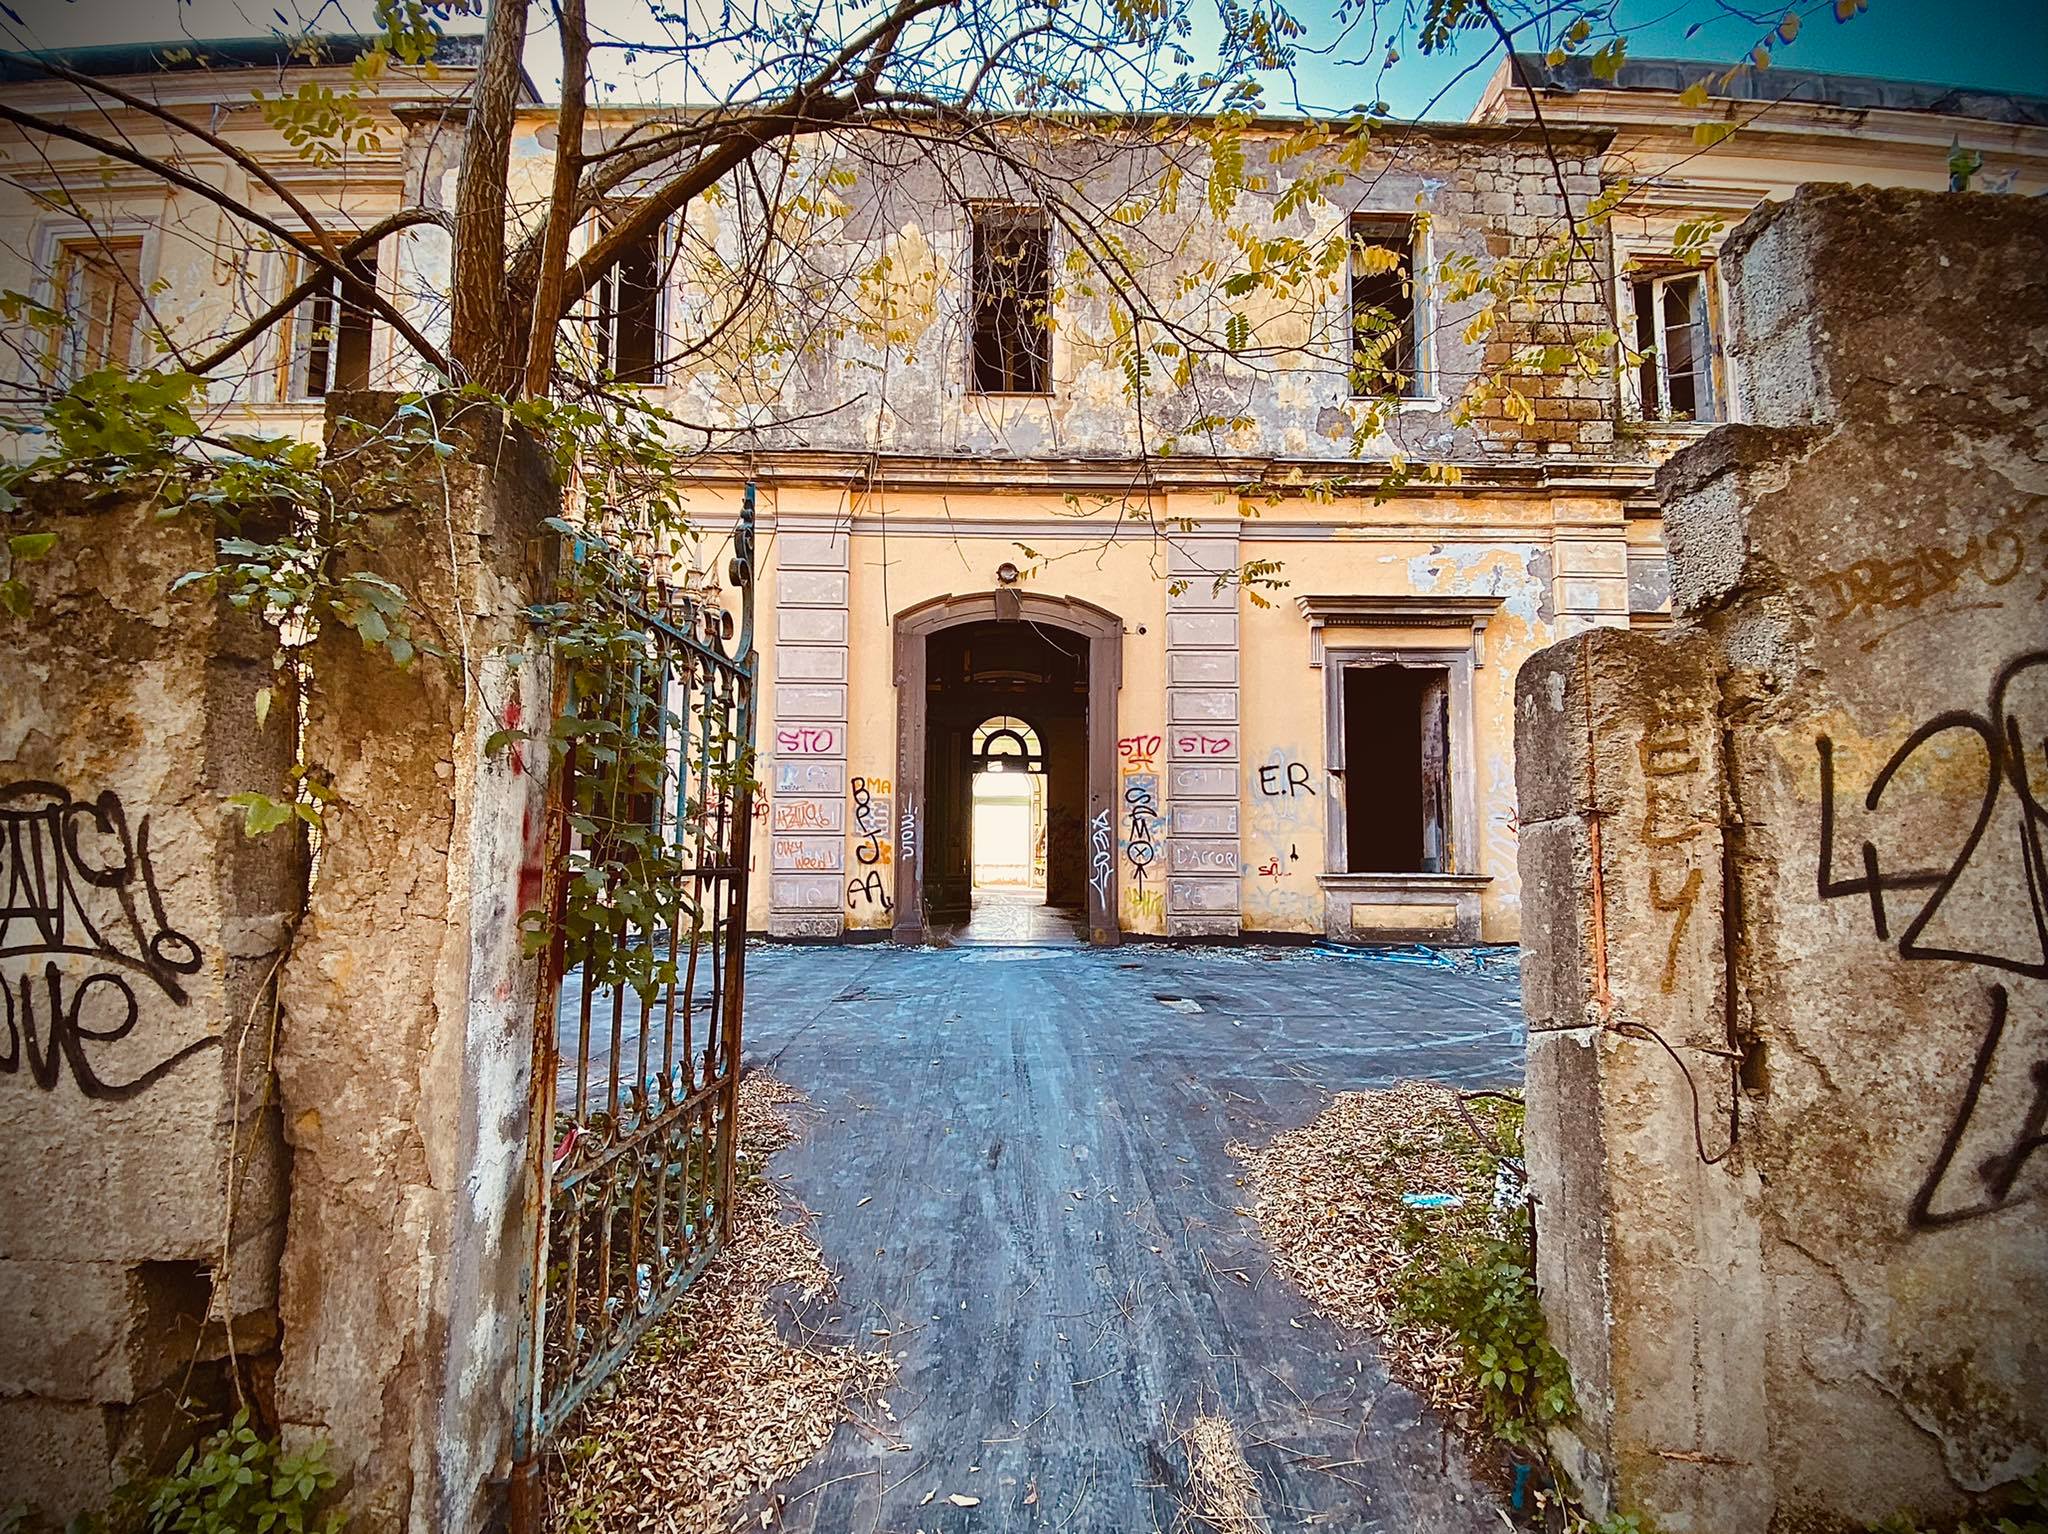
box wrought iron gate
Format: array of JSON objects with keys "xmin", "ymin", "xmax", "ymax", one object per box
[{"xmin": 512, "ymin": 496, "xmax": 756, "ymax": 1497}]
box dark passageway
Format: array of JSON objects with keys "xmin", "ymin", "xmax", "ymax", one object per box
[{"xmin": 924, "ymin": 620, "xmax": 1089, "ymax": 942}]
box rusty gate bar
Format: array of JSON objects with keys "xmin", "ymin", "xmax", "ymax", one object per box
[{"xmin": 509, "ymin": 493, "xmax": 756, "ymax": 1515}]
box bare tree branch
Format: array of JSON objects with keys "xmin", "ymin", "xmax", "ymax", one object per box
[{"xmin": 0, "ymin": 99, "xmax": 452, "ymax": 377}]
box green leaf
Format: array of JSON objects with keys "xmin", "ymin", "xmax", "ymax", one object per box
[
  {"xmin": 255, "ymin": 686, "xmax": 274, "ymax": 730},
  {"xmin": 0, "ymin": 580, "xmax": 28, "ymax": 619},
  {"xmin": 7, "ymin": 532, "xmax": 55, "ymax": 562},
  {"xmin": 227, "ymin": 791, "xmax": 295, "ymax": 837}
]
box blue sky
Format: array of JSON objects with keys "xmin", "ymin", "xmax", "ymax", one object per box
[
  {"xmin": 1271, "ymin": 0, "xmax": 2048, "ymax": 118},
  {"xmin": 6, "ymin": 0, "xmax": 2044, "ymax": 120}
]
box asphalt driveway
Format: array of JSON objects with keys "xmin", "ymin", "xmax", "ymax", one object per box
[{"xmin": 727, "ymin": 939, "xmax": 1527, "ymax": 1533}]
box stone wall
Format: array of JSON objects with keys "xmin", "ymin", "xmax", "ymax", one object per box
[
  {"xmin": 274, "ymin": 395, "xmax": 559, "ymax": 1530},
  {"xmin": 1517, "ymin": 184, "xmax": 2047, "ymax": 1530},
  {"xmin": 0, "ymin": 491, "xmax": 302, "ymax": 1518}
]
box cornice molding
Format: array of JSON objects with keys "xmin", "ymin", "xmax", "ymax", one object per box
[
  {"xmin": 1297, "ymin": 592, "xmax": 1505, "ymax": 668},
  {"xmin": 677, "ymin": 451, "xmax": 1656, "ymax": 496}
]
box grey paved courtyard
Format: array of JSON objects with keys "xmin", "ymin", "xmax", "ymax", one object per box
[{"xmin": 726, "ymin": 939, "xmax": 1528, "ymax": 1532}]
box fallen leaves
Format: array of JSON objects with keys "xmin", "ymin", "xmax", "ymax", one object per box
[
  {"xmin": 1229, "ymin": 1080, "xmax": 1512, "ymax": 1424},
  {"xmin": 548, "ymin": 1073, "xmax": 896, "ymax": 1533}
]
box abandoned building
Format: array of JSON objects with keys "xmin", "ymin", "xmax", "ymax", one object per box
[
  {"xmin": 3, "ymin": 26, "xmax": 2046, "ymax": 1534},
  {"xmin": 6, "ymin": 42, "xmax": 2040, "ymax": 953}
]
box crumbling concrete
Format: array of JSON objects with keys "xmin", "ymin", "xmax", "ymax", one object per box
[
  {"xmin": 1518, "ymin": 184, "xmax": 2047, "ymax": 1530},
  {"xmin": 0, "ymin": 491, "xmax": 302, "ymax": 1520},
  {"xmin": 273, "ymin": 396, "xmax": 559, "ymax": 1530}
]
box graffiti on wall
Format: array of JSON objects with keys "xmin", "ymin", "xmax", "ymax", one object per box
[
  {"xmin": 1814, "ymin": 648, "xmax": 2046, "ymax": 1230},
  {"xmin": 1808, "ymin": 521, "xmax": 2035, "ymax": 648},
  {"xmin": 1120, "ymin": 769, "xmax": 1162, "ymax": 925},
  {"xmin": 1089, "ymin": 808, "xmax": 1114, "ymax": 910},
  {"xmin": 1, "ymin": 782, "xmax": 210, "ymax": 1100},
  {"xmin": 1245, "ymin": 750, "xmax": 1321, "ymax": 932},
  {"xmin": 1638, "ymin": 716, "xmax": 1709, "ymax": 996},
  {"xmin": 775, "ymin": 726, "xmax": 839, "ymax": 755},
  {"xmin": 1118, "ymin": 734, "xmax": 1162, "ymax": 767},
  {"xmin": 848, "ymin": 776, "xmax": 894, "ymax": 913},
  {"xmin": 1256, "ymin": 759, "xmax": 1316, "ymax": 798}
]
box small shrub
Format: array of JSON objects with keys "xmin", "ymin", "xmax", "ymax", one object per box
[
  {"xmin": 104, "ymin": 1412, "xmax": 345, "ymax": 1534},
  {"xmin": 1391, "ymin": 1204, "xmax": 1576, "ymax": 1446}
]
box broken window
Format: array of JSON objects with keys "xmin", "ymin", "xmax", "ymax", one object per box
[
  {"xmin": 1340, "ymin": 663, "xmax": 1452, "ymax": 873},
  {"xmin": 970, "ymin": 208, "xmax": 1050, "ymax": 394},
  {"xmin": 55, "ymin": 238, "xmax": 143, "ymax": 383},
  {"xmin": 288, "ymin": 244, "xmax": 379, "ymax": 400},
  {"xmin": 1632, "ymin": 269, "xmax": 1718, "ymax": 422},
  {"xmin": 591, "ymin": 225, "xmax": 665, "ymax": 384},
  {"xmin": 1349, "ymin": 215, "xmax": 1423, "ymax": 399}
]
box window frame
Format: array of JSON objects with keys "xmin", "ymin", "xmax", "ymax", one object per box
[
  {"xmin": 28, "ymin": 221, "xmax": 154, "ymax": 390},
  {"xmin": 967, "ymin": 203, "xmax": 1053, "ymax": 397},
  {"xmin": 1321, "ymin": 644, "xmax": 1479, "ymax": 879},
  {"xmin": 281, "ymin": 242, "xmax": 383, "ymax": 403},
  {"xmin": 1346, "ymin": 212, "xmax": 1433, "ymax": 404},
  {"xmin": 587, "ymin": 221, "xmax": 668, "ymax": 386},
  {"xmin": 1626, "ymin": 264, "xmax": 1722, "ymax": 425}
]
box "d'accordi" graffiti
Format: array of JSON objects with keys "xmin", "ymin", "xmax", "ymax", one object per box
[{"xmin": 2, "ymin": 781, "xmax": 210, "ymax": 1100}]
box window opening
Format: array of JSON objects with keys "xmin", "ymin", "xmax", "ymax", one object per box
[
  {"xmin": 592, "ymin": 226, "xmax": 664, "ymax": 383},
  {"xmin": 970, "ymin": 209, "xmax": 1050, "ymax": 394},
  {"xmin": 1632, "ymin": 270, "xmax": 1717, "ymax": 422},
  {"xmin": 1349, "ymin": 216, "xmax": 1421, "ymax": 398},
  {"xmin": 1341, "ymin": 664, "xmax": 1451, "ymax": 873},
  {"xmin": 55, "ymin": 238, "xmax": 143, "ymax": 383},
  {"xmin": 290, "ymin": 245, "xmax": 379, "ymax": 400}
]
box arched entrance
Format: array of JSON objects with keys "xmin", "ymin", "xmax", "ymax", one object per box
[{"xmin": 892, "ymin": 591, "xmax": 1123, "ymax": 945}]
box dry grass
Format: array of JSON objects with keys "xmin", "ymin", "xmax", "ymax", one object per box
[
  {"xmin": 1173, "ymin": 1411, "xmax": 1266, "ymax": 1534},
  {"xmin": 548, "ymin": 1073, "xmax": 895, "ymax": 1533},
  {"xmin": 1228, "ymin": 1080, "xmax": 1517, "ymax": 1423}
]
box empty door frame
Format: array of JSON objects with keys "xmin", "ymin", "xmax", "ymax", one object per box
[
  {"xmin": 892, "ymin": 590, "xmax": 1124, "ymax": 945},
  {"xmin": 1321, "ymin": 644, "xmax": 1479, "ymax": 877}
]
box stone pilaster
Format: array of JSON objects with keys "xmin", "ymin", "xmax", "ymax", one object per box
[
  {"xmin": 1550, "ymin": 516, "xmax": 1631, "ymax": 638},
  {"xmin": 1163, "ymin": 530, "xmax": 1242, "ymax": 938},
  {"xmin": 766, "ymin": 524, "xmax": 850, "ymax": 938}
]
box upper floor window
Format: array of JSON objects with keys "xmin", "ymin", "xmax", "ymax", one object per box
[
  {"xmin": 970, "ymin": 207, "xmax": 1050, "ymax": 394},
  {"xmin": 1632, "ymin": 269, "xmax": 1718, "ymax": 423},
  {"xmin": 288, "ymin": 245, "xmax": 379, "ymax": 401},
  {"xmin": 591, "ymin": 225, "xmax": 664, "ymax": 384},
  {"xmin": 55, "ymin": 238, "xmax": 143, "ymax": 383},
  {"xmin": 1349, "ymin": 215, "xmax": 1424, "ymax": 400}
]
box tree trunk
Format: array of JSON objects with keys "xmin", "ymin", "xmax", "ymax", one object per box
[
  {"xmin": 449, "ymin": 0, "xmax": 532, "ymax": 392},
  {"xmin": 523, "ymin": 0, "xmax": 588, "ymax": 399}
]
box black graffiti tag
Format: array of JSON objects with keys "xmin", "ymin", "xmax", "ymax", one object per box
[
  {"xmin": 1123, "ymin": 778, "xmax": 1159, "ymax": 895},
  {"xmin": 1, "ymin": 781, "xmax": 209, "ymax": 1100},
  {"xmin": 1815, "ymin": 649, "xmax": 2048, "ymax": 1229}
]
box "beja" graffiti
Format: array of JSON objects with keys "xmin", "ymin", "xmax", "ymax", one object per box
[{"xmin": 2, "ymin": 782, "xmax": 210, "ymax": 1100}]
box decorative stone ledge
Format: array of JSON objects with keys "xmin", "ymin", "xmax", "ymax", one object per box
[{"xmin": 1317, "ymin": 872, "xmax": 1491, "ymax": 944}]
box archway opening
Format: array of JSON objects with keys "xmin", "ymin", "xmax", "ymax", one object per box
[
  {"xmin": 970, "ymin": 715, "xmax": 1047, "ymax": 894},
  {"xmin": 925, "ymin": 621, "xmax": 1087, "ymax": 943}
]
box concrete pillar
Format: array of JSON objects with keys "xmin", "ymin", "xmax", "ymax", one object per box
[
  {"xmin": 1164, "ymin": 527, "xmax": 1243, "ymax": 938},
  {"xmin": 1515, "ymin": 629, "xmax": 1769, "ymax": 1529},
  {"xmin": 273, "ymin": 396, "xmax": 558, "ymax": 1530},
  {"xmin": 1518, "ymin": 186, "xmax": 2048, "ymax": 1530},
  {"xmin": 0, "ymin": 491, "xmax": 301, "ymax": 1520},
  {"xmin": 766, "ymin": 523, "xmax": 850, "ymax": 938}
]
